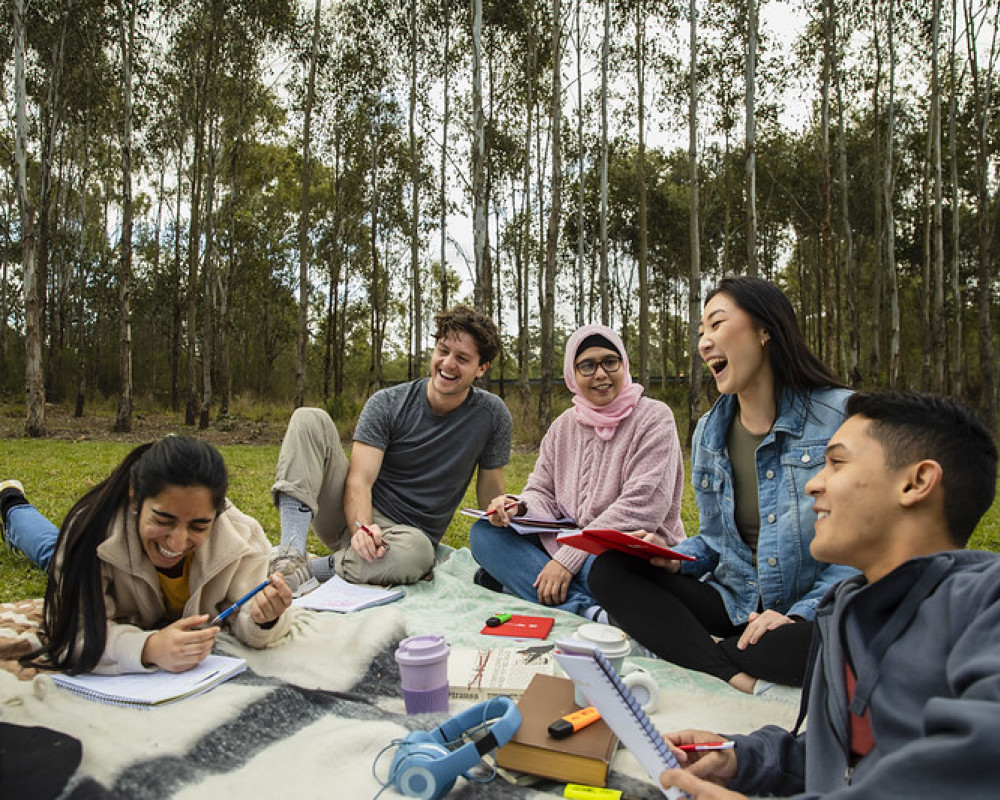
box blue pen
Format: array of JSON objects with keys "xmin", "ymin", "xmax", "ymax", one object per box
[{"xmin": 209, "ymin": 580, "xmax": 270, "ymax": 626}]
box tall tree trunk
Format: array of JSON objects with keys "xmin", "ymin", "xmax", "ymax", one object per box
[
  {"xmin": 819, "ymin": 0, "xmax": 833, "ymax": 367},
  {"xmin": 599, "ymin": 0, "xmax": 610, "ymax": 323},
  {"xmin": 687, "ymin": 0, "xmax": 702, "ymax": 446},
  {"xmin": 171, "ymin": 141, "xmax": 185, "ymax": 411},
  {"xmin": 834, "ymin": 12, "xmax": 857, "ymax": 386},
  {"xmin": 965, "ymin": 0, "xmax": 999, "ymax": 430},
  {"xmin": 114, "ymin": 0, "xmax": 135, "ymax": 434},
  {"xmin": 539, "ymin": 0, "xmax": 562, "ymax": 426},
  {"xmin": 519, "ymin": 23, "xmax": 536, "ymax": 421},
  {"xmin": 439, "ymin": 0, "xmax": 451, "ymax": 310},
  {"xmin": 15, "ymin": 0, "xmax": 44, "ymax": 436},
  {"xmin": 409, "ymin": 0, "xmax": 423, "ymax": 376},
  {"xmin": 931, "ymin": 0, "xmax": 946, "ymax": 392},
  {"xmin": 471, "ymin": 0, "xmax": 490, "ymax": 312},
  {"xmin": 74, "ymin": 118, "xmax": 91, "ymax": 417},
  {"xmin": 884, "ymin": 0, "xmax": 900, "ymax": 388},
  {"xmin": 199, "ymin": 122, "xmax": 218, "ymax": 430},
  {"xmin": 949, "ymin": 0, "xmax": 963, "ymax": 396},
  {"xmin": 636, "ymin": 6, "xmax": 650, "ymax": 385},
  {"xmin": 296, "ymin": 0, "xmax": 321, "ymax": 408},
  {"xmin": 745, "ymin": 0, "xmax": 758, "ymax": 276},
  {"xmin": 870, "ymin": 2, "xmax": 883, "ymax": 384}
]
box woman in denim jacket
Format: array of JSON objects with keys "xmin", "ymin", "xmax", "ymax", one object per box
[{"xmin": 590, "ymin": 277, "xmax": 855, "ymax": 693}]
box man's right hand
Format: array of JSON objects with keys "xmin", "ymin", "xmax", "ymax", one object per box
[
  {"xmin": 351, "ymin": 522, "xmax": 387, "ymax": 562},
  {"xmin": 665, "ymin": 730, "xmax": 738, "ymax": 783}
]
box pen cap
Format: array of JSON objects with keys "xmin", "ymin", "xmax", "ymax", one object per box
[{"xmin": 394, "ymin": 634, "xmax": 450, "ymax": 714}]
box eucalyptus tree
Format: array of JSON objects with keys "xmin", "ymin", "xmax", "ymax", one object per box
[
  {"xmin": 13, "ymin": 0, "xmax": 42, "ymax": 434},
  {"xmin": 963, "ymin": 0, "xmax": 999, "ymax": 429},
  {"xmin": 113, "ymin": 0, "xmax": 138, "ymax": 433},
  {"xmin": 687, "ymin": 0, "xmax": 701, "ymax": 443}
]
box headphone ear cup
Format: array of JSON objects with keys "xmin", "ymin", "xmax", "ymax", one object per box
[
  {"xmin": 391, "ymin": 742, "xmax": 452, "ymax": 799},
  {"xmin": 395, "ymin": 763, "xmax": 439, "ymax": 799}
]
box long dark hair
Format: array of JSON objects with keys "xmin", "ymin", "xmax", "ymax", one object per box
[
  {"xmin": 706, "ymin": 276, "xmax": 845, "ymax": 407},
  {"xmin": 38, "ymin": 436, "xmax": 228, "ymax": 674}
]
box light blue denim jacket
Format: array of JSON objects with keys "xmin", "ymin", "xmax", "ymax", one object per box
[{"xmin": 672, "ymin": 386, "xmax": 857, "ymax": 624}]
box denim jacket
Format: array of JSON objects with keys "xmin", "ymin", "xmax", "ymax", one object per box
[{"xmin": 673, "ymin": 386, "xmax": 857, "ymax": 624}]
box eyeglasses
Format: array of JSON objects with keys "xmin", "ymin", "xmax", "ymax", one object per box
[{"xmin": 575, "ymin": 356, "xmax": 623, "ymax": 376}]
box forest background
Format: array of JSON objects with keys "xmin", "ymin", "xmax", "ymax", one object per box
[{"xmin": 3, "ymin": 0, "xmax": 1000, "ymax": 443}]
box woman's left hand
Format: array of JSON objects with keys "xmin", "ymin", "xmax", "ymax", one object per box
[
  {"xmin": 736, "ymin": 609, "xmax": 794, "ymax": 650},
  {"xmin": 251, "ymin": 574, "xmax": 293, "ymax": 625},
  {"xmin": 533, "ymin": 560, "xmax": 573, "ymax": 605}
]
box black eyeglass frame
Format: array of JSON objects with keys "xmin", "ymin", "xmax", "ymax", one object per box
[{"xmin": 574, "ymin": 356, "xmax": 623, "ymax": 377}]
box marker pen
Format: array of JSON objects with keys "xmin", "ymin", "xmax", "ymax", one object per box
[
  {"xmin": 547, "ymin": 706, "xmax": 601, "ymax": 739},
  {"xmin": 485, "ymin": 613, "xmax": 513, "ymax": 627}
]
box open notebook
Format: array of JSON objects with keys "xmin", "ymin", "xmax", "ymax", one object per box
[
  {"xmin": 554, "ymin": 639, "xmax": 684, "ymax": 799},
  {"xmin": 51, "ymin": 654, "xmax": 246, "ymax": 709}
]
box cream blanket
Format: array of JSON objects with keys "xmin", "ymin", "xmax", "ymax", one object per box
[{"xmin": 0, "ymin": 548, "xmax": 800, "ymax": 798}]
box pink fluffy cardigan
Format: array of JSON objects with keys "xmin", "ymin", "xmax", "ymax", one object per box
[{"xmin": 519, "ymin": 396, "xmax": 686, "ymax": 575}]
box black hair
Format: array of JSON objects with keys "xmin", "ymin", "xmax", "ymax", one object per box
[
  {"xmin": 706, "ymin": 276, "xmax": 845, "ymax": 408},
  {"xmin": 37, "ymin": 436, "xmax": 228, "ymax": 674},
  {"xmin": 433, "ymin": 305, "xmax": 502, "ymax": 365},
  {"xmin": 847, "ymin": 391, "xmax": 998, "ymax": 547}
]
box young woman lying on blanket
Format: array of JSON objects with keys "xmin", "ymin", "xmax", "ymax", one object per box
[
  {"xmin": 589, "ymin": 277, "xmax": 856, "ymax": 694},
  {"xmin": 469, "ymin": 323, "xmax": 686, "ymax": 623},
  {"xmin": 1, "ymin": 437, "xmax": 292, "ymax": 675}
]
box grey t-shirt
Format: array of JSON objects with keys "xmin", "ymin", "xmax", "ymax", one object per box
[{"xmin": 353, "ymin": 378, "xmax": 513, "ymax": 542}]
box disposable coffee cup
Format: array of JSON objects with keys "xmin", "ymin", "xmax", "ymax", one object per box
[
  {"xmin": 571, "ymin": 623, "xmax": 631, "ymax": 706},
  {"xmin": 394, "ymin": 634, "xmax": 450, "ymax": 714}
]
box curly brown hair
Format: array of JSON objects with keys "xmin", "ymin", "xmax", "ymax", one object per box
[{"xmin": 433, "ymin": 305, "xmax": 501, "ymax": 365}]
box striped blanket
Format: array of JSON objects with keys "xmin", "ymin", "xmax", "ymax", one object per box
[{"xmin": 0, "ymin": 549, "xmax": 800, "ymax": 798}]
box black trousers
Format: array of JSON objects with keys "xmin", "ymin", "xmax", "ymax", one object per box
[{"xmin": 588, "ymin": 551, "xmax": 813, "ymax": 686}]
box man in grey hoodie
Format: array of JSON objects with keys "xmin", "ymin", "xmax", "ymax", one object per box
[{"xmin": 660, "ymin": 390, "xmax": 1000, "ymax": 800}]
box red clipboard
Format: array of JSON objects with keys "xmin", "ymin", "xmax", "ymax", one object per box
[
  {"xmin": 480, "ymin": 614, "xmax": 555, "ymax": 640},
  {"xmin": 556, "ymin": 529, "xmax": 696, "ymax": 562}
]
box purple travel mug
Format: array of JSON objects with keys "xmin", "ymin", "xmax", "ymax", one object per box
[{"xmin": 394, "ymin": 634, "xmax": 450, "ymax": 714}]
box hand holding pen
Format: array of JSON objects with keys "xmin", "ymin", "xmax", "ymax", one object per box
[
  {"xmin": 210, "ymin": 574, "xmax": 292, "ymax": 628},
  {"xmin": 354, "ymin": 520, "xmax": 388, "ymax": 562},
  {"xmin": 486, "ymin": 494, "xmax": 522, "ymax": 527}
]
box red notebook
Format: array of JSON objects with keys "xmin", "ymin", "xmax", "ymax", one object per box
[
  {"xmin": 481, "ymin": 614, "xmax": 555, "ymax": 640},
  {"xmin": 556, "ymin": 529, "xmax": 696, "ymax": 562}
]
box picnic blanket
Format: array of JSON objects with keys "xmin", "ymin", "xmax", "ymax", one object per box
[{"xmin": 0, "ymin": 548, "xmax": 801, "ymax": 798}]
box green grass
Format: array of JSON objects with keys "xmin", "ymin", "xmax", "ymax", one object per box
[{"xmin": 3, "ymin": 439, "xmax": 999, "ymax": 604}]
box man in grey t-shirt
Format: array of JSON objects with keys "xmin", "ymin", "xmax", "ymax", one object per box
[{"xmin": 269, "ymin": 305, "xmax": 513, "ymax": 587}]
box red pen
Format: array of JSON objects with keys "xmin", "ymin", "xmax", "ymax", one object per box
[
  {"xmin": 677, "ymin": 741, "xmax": 734, "ymax": 752},
  {"xmin": 355, "ymin": 520, "xmax": 389, "ymax": 551}
]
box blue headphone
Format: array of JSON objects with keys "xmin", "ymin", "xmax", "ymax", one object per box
[{"xmin": 387, "ymin": 696, "xmax": 522, "ymax": 799}]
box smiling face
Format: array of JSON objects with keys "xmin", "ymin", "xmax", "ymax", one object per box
[
  {"xmin": 574, "ymin": 346, "xmax": 625, "ymax": 406},
  {"xmin": 426, "ymin": 331, "xmax": 489, "ymax": 412},
  {"xmin": 698, "ymin": 292, "xmax": 773, "ymax": 398},
  {"xmin": 806, "ymin": 415, "xmax": 904, "ymax": 581},
  {"xmin": 136, "ymin": 484, "xmax": 217, "ymax": 572}
]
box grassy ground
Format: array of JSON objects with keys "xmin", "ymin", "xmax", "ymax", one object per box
[{"xmin": 2, "ymin": 438, "xmax": 998, "ymax": 604}]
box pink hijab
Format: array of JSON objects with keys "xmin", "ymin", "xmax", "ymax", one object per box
[{"xmin": 563, "ymin": 324, "xmax": 644, "ymax": 441}]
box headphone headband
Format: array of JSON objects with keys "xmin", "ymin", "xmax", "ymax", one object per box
[{"xmin": 388, "ymin": 696, "xmax": 522, "ymax": 799}]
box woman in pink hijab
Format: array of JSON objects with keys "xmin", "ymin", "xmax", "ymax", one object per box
[{"xmin": 469, "ymin": 324, "xmax": 685, "ymax": 621}]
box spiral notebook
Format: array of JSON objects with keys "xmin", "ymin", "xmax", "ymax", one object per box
[
  {"xmin": 51, "ymin": 654, "xmax": 246, "ymax": 708},
  {"xmin": 553, "ymin": 639, "xmax": 683, "ymax": 799}
]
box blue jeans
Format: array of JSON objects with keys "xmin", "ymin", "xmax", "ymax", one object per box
[
  {"xmin": 4, "ymin": 503, "xmax": 58, "ymax": 571},
  {"xmin": 469, "ymin": 518, "xmax": 597, "ymax": 616}
]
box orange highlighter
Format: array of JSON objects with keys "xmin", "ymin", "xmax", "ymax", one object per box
[{"xmin": 547, "ymin": 706, "xmax": 601, "ymax": 739}]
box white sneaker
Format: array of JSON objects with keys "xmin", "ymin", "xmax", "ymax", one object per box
[
  {"xmin": 268, "ymin": 544, "xmax": 319, "ymax": 598},
  {"xmin": 0, "ymin": 480, "xmax": 25, "ymax": 496}
]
